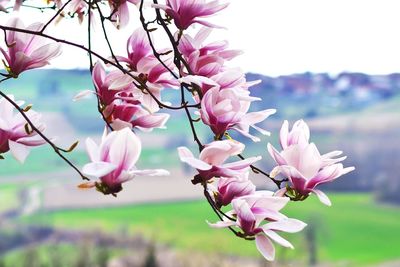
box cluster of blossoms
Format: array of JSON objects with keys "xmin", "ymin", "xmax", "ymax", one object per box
[{"xmin": 0, "ymin": 0, "xmax": 355, "ymax": 261}]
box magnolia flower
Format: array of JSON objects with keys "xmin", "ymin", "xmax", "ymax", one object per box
[
  {"xmin": 108, "ymin": 0, "xmax": 140, "ymax": 29},
  {"xmin": 214, "ymin": 171, "xmax": 256, "ymax": 208},
  {"xmin": 116, "ymin": 29, "xmax": 176, "ymax": 89},
  {"xmin": 279, "ymin": 120, "xmax": 310, "ymax": 150},
  {"xmin": 0, "ymin": 18, "xmax": 62, "ymax": 77},
  {"xmin": 178, "ymin": 28, "xmax": 242, "ymax": 76},
  {"xmin": 91, "ymin": 62, "xmax": 136, "ymax": 106},
  {"xmin": 81, "ymin": 128, "xmax": 169, "ymax": 195},
  {"xmin": 75, "ymin": 62, "xmax": 170, "ymax": 132},
  {"xmin": 209, "ymin": 191, "xmax": 307, "ymax": 261},
  {"xmin": 201, "ymin": 87, "xmax": 276, "ymax": 141},
  {"xmin": 0, "ymin": 95, "xmax": 46, "ymax": 163},
  {"xmin": 178, "ymin": 140, "xmax": 260, "ymax": 182},
  {"xmin": 65, "ymin": 0, "xmax": 88, "ymax": 24},
  {"xmin": 110, "ymin": 102, "xmax": 170, "ymax": 132},
  {"xmin": 153, "ymin": 0, "xmax": 229, "ymax": 30},
  {"xmin": 268, "ymin": 120, "xmax": 355, "ymax": 205}
]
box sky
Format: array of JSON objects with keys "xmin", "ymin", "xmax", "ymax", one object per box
[{"xmin": 1, "ymin": 0, "xmax": 400, "ymax": 76}]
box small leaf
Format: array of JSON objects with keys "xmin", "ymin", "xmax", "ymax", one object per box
[
  {"xmin": 0, "ymin": 154, "xmax": 4, "ymax": 160},
  {"xmin": 23, "ymin": 104, "xmax": 33, "ymax": 112},
  {"xmin": 66, "ymin": 140, "xmax": 79, "ymax": 153}
]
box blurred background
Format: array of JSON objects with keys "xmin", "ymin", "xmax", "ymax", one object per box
[
  {"xmin": 1, "ymin": 0, "xmax": 400, "ymax": 266},
  {"xmin": 0, "ymin": 69, "xmax": 399, "ymax": 267}
]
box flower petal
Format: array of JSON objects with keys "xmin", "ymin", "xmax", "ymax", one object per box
[{"xmin": 255, "ymin": 234, "xmax": 275, "ymax": 261}]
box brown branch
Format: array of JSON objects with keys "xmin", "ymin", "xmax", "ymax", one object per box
[
  {"xmin": 0, "ymin": 24, "xmax": 199, "ymax": 110},
  {"xmin": 87, "ymin": 0, "xmax": 114, "ymax": 131},
  {"xmin": 237, "ymin": 153, "xmax": 288, "ymax": 189}
]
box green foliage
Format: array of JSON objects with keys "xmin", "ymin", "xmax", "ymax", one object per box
[{"xmin": 24, "ymin": 193, "xmax": 400, "ymax": 266}]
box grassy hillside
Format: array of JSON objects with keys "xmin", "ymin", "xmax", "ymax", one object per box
[{"xmin": 24, "ymin": 193, "xmax": 400, "ymax": 266}]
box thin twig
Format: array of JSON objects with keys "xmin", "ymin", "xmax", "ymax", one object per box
[
  {"xmin": 40, "ymin": 0, "xmax": 74, "ymax": 33},
  {"xmin": 0, "ymin": 24, "xmax": 199, "ymax": 110},
  {"xmin": 0, "ymin": 88, "xmax": 89, "ymax": 181}
]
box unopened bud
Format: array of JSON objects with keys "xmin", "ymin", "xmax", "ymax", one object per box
[
  {"xmin": 65, "ymin": 140, "xmax": 79, "ymax": 153},
  {"xmin": 23, "ymin": 104, "xmax": 33, "ymax": 112},
  {"xmin": 24, "ymin": 123, "xmax": 33, "ymax": 135}
]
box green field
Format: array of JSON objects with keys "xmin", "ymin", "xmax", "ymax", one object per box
[
  {"xmin": 23, "ymin": 193, "xmax": 400, "ymax": 266},
  {"xmin": 0, "ymin": 183, "xmax": 20, "ymax": 213}
]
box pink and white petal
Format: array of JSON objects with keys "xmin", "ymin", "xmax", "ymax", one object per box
[
  {"xmin": 279, "ymin": 120, "xmax": 289, "ymax": 149},
  {"xmin": 264, "ymin": 218, "xmax": 307, "ymax": 233},
  {"xmin": 108, "ymin": 73, "xmax": 135, "ymax": 90},
  {"xmin": 207, "ymin": 220, "xmax": 237, "ymax": 229},
  {"xmin": 133, "ymin": 113, "xmax": 170, "ymax": 130},
  {"xmin": 9, "ymin": 140, "xmax": 30, "ymax": 163},
  {"xmin": 129, "ymin": 168, "xmax": 170, "ymax": 176},
  {"xmin": 255, "ymin": 234, "xmax": 275, "ymax": 261},
  {"xmin": 312, "ymin": 189, "xmax": 332, "ymax": 206},
  {"xmin": 232, "ymin": 199, "xmax": 256, "ymax": 233},
  {"xmin": 307, "ymin": 163, "xmax": 354, "ymax": 189},
  {"xmin": 111, "ymin": 119, "xmax": 133, "ymax": 130},
  {"xmin": 177, "ymin": 147, "xmax": 212, "ymax": 170},
  {"xmin": 85, "ymin": 137, "xmax": 100, "ymax": 162},
  {"xmin": 251, "ymin": 124, "xmax": 271, "ymax": 136},
  {"xmin": 267, "ymin": 143, "xmax": 287, "ymax": 166},
  {"xmin": 263, "ymin": 229, "xmax": 294, "ymax": 249},
  {"xmin": 73, "ymin": 90, "xmax": 95, "ymax": 101},
  {"xmin": 232, "ymin": 126, "xmax": 260, "ymax": 142},
  {"xmin": 193, "ymin": 19, "xmax": 226, "ymax": 29},
  {"xmin": 321, "ymin": 150, "xmax": 343, "ymax": 159},
  {"xmin": 242, "ymin": 109, "xmax": 276, "ymax": 125},
  {"xmin": 222, "ymin": 156, "xmax": 261, "ymax": 170},
  {"xmin": 82, "ymin": 161, "xmax": 117, "ymax": 179},
  {"xmin": 108, "ymin": 128, "xmax": 141, "ymax": 167},
  {"xmin": 277, "ymin": 165, "xmax": 307, "ymax": 191},
  {"xmin": 200, "ymin": 140, "xmax": 244, "ymax": 166}
]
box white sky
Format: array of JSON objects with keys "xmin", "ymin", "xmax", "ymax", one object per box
[{"xmin": 2, "ymin": 0, "xmax": 400, "ymax": 76}]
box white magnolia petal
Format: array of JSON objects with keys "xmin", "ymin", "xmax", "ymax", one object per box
[
  {"xmin": 312, "ymin": 189, "xmax": 332, "ymax": 206},
  {"xmin": 82, "ymin": 161, "xmax": 117, "ymax": 178},
  {"xmin": 9, "ymin": 140, "xmax": 30, "ymax": 163},
  {"xmin": 255, "ymin": 234, "xmax": 275, "ymax": 261}
]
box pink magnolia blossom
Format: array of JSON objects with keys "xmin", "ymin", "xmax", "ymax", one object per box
[
  {"xmin": 279, "ymin": 119, "xmax": 310, "ymax": 150},
  {"xmin": 81, "ymin": 128, "xmax": 169, "ymax": 195},
  {"xmin": 0, "ymin": 95, "xmax": 46, "ymax": 163},
  {"xmin": 177, "ymin": 140, "xmax": 260, "ymax": 182},
  {"xmin": 75, "ymin": 62, "xmax": 170, "ymax": 132},
  {"xmin": 153, "ymin": 0, "xmax": 229, "ymax": 30},
  {"xmin": 0, "ymin": 18, "xmax": 62, "ymax": 77},
  {"xmin": 109, "ymin": 102, "xmax": 170, "ymax": 132},
  {"xmin": 214, "ymin": 171, "xmax": 256, "ymax": 208},
  {"xmin": 200, "ymin": 87, "xmax": 276, "ymax": 141},
  {"xmin": 179, "ymin": 28, "xmax": 238, "ymax": 57},
  {"xmin": 108, "ymin": 0, "xmax": 140, "ymax": 29},
  {"xmin": 64, "ymin": 0, "xmax": 89, "ymax": 24},
  {"xmin": 91, "ymin": 62, "xmax": 135, "ymax": 106},
  {"xmin": 268, "ymin": 120, "xmax": 355, "ymax": 205},
  {"xmin": 209, "ymin": 191, "xmax": 307, "ymax": 261},
  {"xmin": 116, "ymin": 29, "xmax": 176, "ymax": 89}
]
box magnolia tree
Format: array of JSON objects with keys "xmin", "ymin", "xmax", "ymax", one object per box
[{"xmin": 0, "ymin": 0, "xmax": 354, "ymax": 261}]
